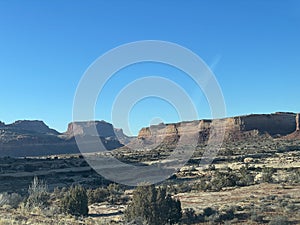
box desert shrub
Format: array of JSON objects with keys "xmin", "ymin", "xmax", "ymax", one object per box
[
  {"xmin": 268, "ymin": 216, "xmax": 290, "ymax": 225},
  {"xmin": 202, "ymin": 206, "xmax": 235, "ymax": 223},
  {"xmin": 261, "ymin": 167, "xmax": 274, "ymax": 183},
  {"xmin": 60, "ymin": 185, "xmax": 88, "ymax": 216},
  {"xmin": 177, "ymin": 182, "xmax": 192, "ymax": 193},
  {"xmin": 87, "ymin": 187, "xmax": 109, "ymax": 204},
  {"xmin": 206, "ymin": 212, "xmax": 221, "ymax": 224},
  {"xmin": 196, "ymin": 179, "xmax": 209, "ymax": 191},
  {"xmin": 223, "ymin": 148, "xmax": 234, "ymax": 156},
  {"xmin": 107, "ymin": 183, "xmax": 122, "ymax": 204},
  {"xmin": 0, "ymin": 192, "xmax": 10, "ymax": 206},
  {"xmin": 238, "ymin": 165, "xmax": 254, "ymax": 186},
  {"xmin": 203, "ymin": 207, "xmax": 217, "ymax": 217},
  {"xmin": 287, "ymin": 169, "xmax": 300, "ymax": 184},
  {"xmin": 210, "ymin": 169, "xmax": 238, "ymax": 191},
  {"xmin": 0, "ymin": 192, "xmax": 23, "ymax": 208},
  {"xmin": 218, "ymin": 206, "xmax": 235, "ymax": 221},
  {"xmin": 25, "ymin": 176, "xmax": 50, "ymax": 209},
  {"xmin": 125, "ymin": 185, "xmax": 182, "ymax": 225},
  {"xmin": 284, "ymin": 201, "xmax": 298, "ymax": 213},
  {"xmin": 52, "ymin": 186, "xmax": 67, "ymax": 200},
  {"xmin": 181, "ymin": 208, "xmax": 201, "ymax": 224},
  {"xmin": 250, "ymin": 208, "xmax": 264, "ymax": 223}
]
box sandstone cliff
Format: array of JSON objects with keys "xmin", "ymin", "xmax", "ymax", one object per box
[
  {"xmin": 65, "ymin": 121, "xmax": 115, "ymax": 138},
  {"xmin": 0, "ymin": 112, "xmax": 299, "ymax": 157},
  {"xmin": 9, "ymin": 120, "xmax": 59, "ymax": 135},
  {"xmin": 137, "ymin": 112, "xmax": 299, "ymax": 146},
  {"xmin": 0, "ymin": 120, "xmax": 126, "ymax": 157}
]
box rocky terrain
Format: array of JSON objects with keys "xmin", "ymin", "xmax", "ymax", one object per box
[
  {"xmin": 0, "ymin": 112, "xmax": 300, "ymax": 224},
  {"xmin": 0, "ymin": 131, "xmax": 299, "ymax": 224},
  {"xmin": 0, "ymin": 112, "xmax": 299, "ymax": 157}
]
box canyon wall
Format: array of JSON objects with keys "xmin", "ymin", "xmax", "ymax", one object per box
[
  {"xmin": 0, "ymin": 120, "xmax": 125, "ymax": 157},
  {"xmin": 66, "ymin": 121, "xmax": 116, "ymax": 138},
  {"xmin": 239, "ymin": 112, "xmax": 296, "ymax": 135},
  {"xmin": 137, "ymin": 112, "xmax": 299, "ymax": 144},
  {"xmin": 0, "ymin": 112, "xmax": 299, "ymax": 157}
]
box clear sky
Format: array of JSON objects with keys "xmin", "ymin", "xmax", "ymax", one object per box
[{"xmin": 0, "ymin": 0, "xmax": 299, "ymax": 135}]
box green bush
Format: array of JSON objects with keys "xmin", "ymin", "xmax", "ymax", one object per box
[
  {"xmin": 219, "ymin": 206, "xmax": 235, "ymax": 221},
  {"xmin": 25, "ymin": 176, "xmax": 50, "ymax": 209},
  {"xmin": 287, "ymin": 169, "xmax": 300, "ymax": 184},
  {"xmin": 261, "ymin": 166, "xmax": 274, "ymax": 183},
  {"xmin": 238, "ymin": 165, "xmax": 254, "ymax": 186},
  {"xmin": 107, "ymin": 183, "xmax": 123, "ymax": 204},
  {"xmin": 181, "ymin": 208, "xmax": 199, "ymax": 224},
  {"xmin": 125, "ymin": 185, "xmax": 182, "ymax": 225},
  {"xmin": 203, "ymin": 207, "xmax": 217, "ymax": 217},
  {"xmin": 210, "ymin": 169, "xmax": 238, "ymax": 191},
  {"xmin": 0, "ymin": 192, "xmax": 23, "ymax": 208},
  {"xmin": 87, "ymin": 187, "xmax": 109, "ymax": 204},
  {"xmin": 61, "ymin": 185, "xmax": 88, "ymax": 216}
]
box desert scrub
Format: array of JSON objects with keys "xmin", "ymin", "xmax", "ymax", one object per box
[
  {"xmin": 25, "ymin": 176, "xmax": 50, "ymax": 210},
  {"xmin": 60, "ymin": 184, "xmax": 88, "ymax": 216},
  {"xmin": 0, "ymin": 192, "xmax": 22, "ymax": 208},
  {"xmin": 287, "ymin": 169, "xmax": 300, "ymax": 184},
  {"xmin": 209, "ymin": 168, "xmax": 239, "ymax": 191},
  {"xmin": 125, "ymin": 185, "xmax": 182, "ymax": 225},
  {"xmin": 268, "ymin": 216, "xmax": 290, "ymax": 225},
  {"xmin": 87, "ymin": 187, "xmax": 109, "ymax": 204},
  {"xmin": 237, "ymin": 165, "xmax": 254, "ymax": 186},
  {"xmin": 261, "ymin": 166, "xmax": 275, "ymax": 183},
  {"xmin": 107, "ymin": 183, "xmax": 123, "ymax": 204}
]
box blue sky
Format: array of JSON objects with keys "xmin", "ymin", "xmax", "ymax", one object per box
[{"xmin": 0, "ymin": 1, "xmax": 299, "ymax": 135}]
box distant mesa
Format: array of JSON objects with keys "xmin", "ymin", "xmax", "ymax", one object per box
[
  {"xmin": 9, "ymin": 120, "xmax": 59, "ymax": 135},
  {"xmin": 63, "ymin": 120, "xmax": 131, "ymax": 144},
  {"xmin": 0, "ymin": 112, "xmax": 299, "ymax": 157},
  {"xmin": 65, "ymin": 120, "xmax": 117, "ymax": 138},
  {"xmin": 136, "ymin": 112, "xmax": 300, "ymax": 146},
  {"xmin": 0, "ymin": 120, "xmax": 126, "ymax": 157}
]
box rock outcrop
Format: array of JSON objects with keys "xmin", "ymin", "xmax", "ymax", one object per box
[
  {"xmin": 9, "ymin": 120, "xmax": 59, "ymax": 135},
  {"xmin": 0, "ymin": 112, "xmax": 299, "ymax": 157},
  {"xmin": 0, "ymin": 120, "xmax": 126, "ymax": 157},
  {"xmin": 65, "ymin": 121, "xmax": 116, "ymax": 138},
  {"xmin": 64, "ymin": 120, "xmax": 131, "ymax": 144},
  {"xmin": 137, "ymin": 112, "xmax": 299, "ymax": 146}
]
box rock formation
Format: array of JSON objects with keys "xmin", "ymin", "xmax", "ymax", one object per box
[
  {"xmin": 0, "ymin": 112, "xmax": 299, "ymax": 157},
  {"xmin": 137, "ymin": 112, "xmax": 299, "ymax": 146},
  {"xmin": 9, "ymin": 120, "xmax": 59, "ymax": 135},
  {"xmin": 65, "ymin": 120, "xmax": 116, "ymax": 138},
  {"xmin": 0, "ymin": 120, "xmax": 125, "ymax": 157}
]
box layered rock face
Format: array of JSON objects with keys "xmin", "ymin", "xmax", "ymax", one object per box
[
  {"xmin": 0, "ymin": 120, "xmax": 126, "ymax": 157},
  {"xmin": 65, "ymin": 121, "xmax": 116, "ymax": 138},
  {"xmin": 237, "ymin": 112, "xmax": 296, "ymax": 135},
  {"xmin": 0, "ymin": 112, "xmax": 299, "ymax": 157},
  {"xmin": 137, "ymin": 112, "xmax": 299, "ymax": 146},
  {"xmin": 9, "ymin": 120, "xmax": 59, "ymax": 135}
]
